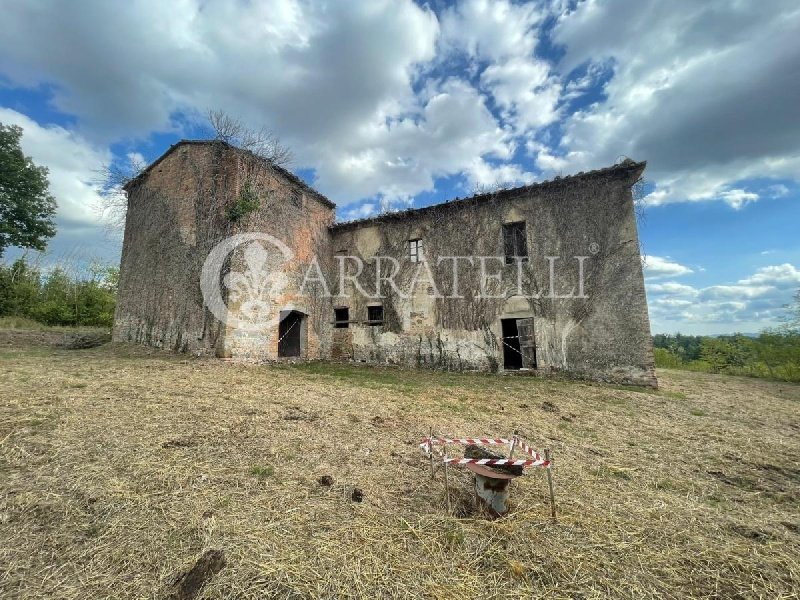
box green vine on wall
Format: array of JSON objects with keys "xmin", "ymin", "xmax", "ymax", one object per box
[{"xmin": 227, "ymin": 181, "xmax": 262, "ymax": 222}]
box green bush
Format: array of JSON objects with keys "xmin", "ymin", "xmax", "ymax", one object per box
[
  {"xmin": 654, "ymin": 347, "xmax": 683, "ymax": 368},
  {"xmin": 0, "ymin": 258, "xmax": 118, "ymax": 327}
]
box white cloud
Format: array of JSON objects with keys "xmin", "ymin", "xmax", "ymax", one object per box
[
  {"xmin": 528, "ymin": 141, "xmax": 589, "ymax": 175},
  {"xmin": 465, "ymin": 157, "xmax": 535, "ymax": 190},
  {"xmin": 646, "ymin": 282, "xmax": 698, "ymax": 296},
  {"xmin": 0, "ymin": 108, "xmax": 110, "ymax": 229},
  {"xmin": 480, "ymin": 57, "xmax": 562, "ymax": 131},
  {"xmin": 440, "ymin": 1, "xmax": 560, "ymax": 133},
  {"xmin": 766, "ymin": 184, "xmax": 789, "ymax": 198},
  {"xmin": 314, "ymin": 78, "xmax": 514, "ymax": 202},
  {"xmin": 648, "ymin": 263, "xmax": 800, "ymax": 332},
  {"xmin": 718, "ymin": 189, "xmax": 759, "ymax": 210},
  {"xmin": 644, "ymin": 186, "xmax": 762, "ymax": 209},
  {"xmin": 651, "ymin": 297, "xmax": 695, "ymax": 309},
  {"xmin": 739, "ymin": 263, "xmax": 800, "ymax": 287},
  {"xmin": 549, "ymin": 0, "xmax": 800, "ymax": 207},
  {"xmin": 0, "ymin": 0, "xmax": 453, "ymax": 204},
  {"xmin": 700, "ymin": 285, "xmax": 775, "ymax": 301},
  {"xmin": 562, "ymin": 60, "xmax": 611, "ymax": 101},
  {"xmin": 342, "ymin": 203, "xmax": 377, "ymax": 222},
  {"xmin": 643, "ymin": 255, "xmax": 694, "ymax": 279},
  {"xmin": 439, "ymin": 0, "xmax": 542, "ymax": 61},
  {"xmin": 126, "ymin": 152, "xmax": 146, "ymax": 168},
  {"xmin": 0, "ymin": 0, "xmax": 554, "ymax": 209}
]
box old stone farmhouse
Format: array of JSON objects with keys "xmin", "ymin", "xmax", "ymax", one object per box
[{"xmin": 114, "ymin": 140, "xmax": 656, "ymax": 386}]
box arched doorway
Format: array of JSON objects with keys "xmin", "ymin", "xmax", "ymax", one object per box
[{"xmin": 278, "ymin": 310, "xmax": 306, "ymax": 358}]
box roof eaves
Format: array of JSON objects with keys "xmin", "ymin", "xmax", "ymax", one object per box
[{"xmin": 329, "ymin": 159, "xmax": 646, "ymax": 232}]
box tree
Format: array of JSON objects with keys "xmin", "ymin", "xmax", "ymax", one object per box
[
  {"xmin": 782, "ymin": 289, "xmax": 800, "ymax": 333},
  {"xmin": 207, "ymin": 109, "xmax": 293, "ymax": 167},
  {"xmin": 0, "ymin": 257, "xmax": 40, "ymax": 316},
  {"xmin": 0, "ymin": 256, "xmax": 119, "ymax": 327},
  {"xmin": 699, "ymin": 335, "xmax": 753, "ymax": 373},
  {"xmin": 0, "ymin": 123, "xmax": 57, "ymax": 256},
  {"xmin": 97, "ymin": 110, "xmax": 293, "ymax": 231},
  {"xmin": 96, "ymin": 153, "xmax": 147, "ymax": 233}
]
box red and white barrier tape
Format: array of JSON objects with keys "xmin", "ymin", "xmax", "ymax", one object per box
[
  {"xmin": 420, "ymin": 435, "xmax": 550, "ymax": 468},
  {"xmin": 420, "ymin": 437, "xmax": 512, "ymax": 448},
  {"xmin": 444, "ymin": 457, "xmax": 549, "ymax": 468}
]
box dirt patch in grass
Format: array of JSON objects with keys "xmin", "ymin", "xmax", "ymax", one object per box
[
  {"xmin": 0, "ymin": 344, "xmax": 798, "ymax": 598},
  {"xmin": 0, "ymin": 327, "xmax": 111, "ymax": 354}
]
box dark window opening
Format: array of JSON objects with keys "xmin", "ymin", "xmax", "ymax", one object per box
[
  {"xmin": 334, "ymin": 307, "xmax": 349, "ymax": 328},
  {"xmin": 503, "ymin": 221, "xmax": 528, "ymax": 265},
  {"xmin": 367, "ymin": 305, "xmax": 384, "ymax": 326},
  {"xmin": 408, "ymin": 239, "xmax": 423, "ymax": 263},
  {"xmin": 291, "ymin": 189, "xmax": 303, "ymax": 208}
]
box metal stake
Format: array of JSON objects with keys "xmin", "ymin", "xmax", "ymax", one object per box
[
  {"xmin": 544, "ymin": 448, "xmax": 557, "ymax": 522},
  {"xmin": 443, "ymin": 456, "xmax": 452, "ymax": 514},
  {"xmin": 508, "ymin": 434, "xmax": 518, "ymax": 460},
  {"xmin": 429, "ymin": 427, "xmax": 435, "ymax": 479}
]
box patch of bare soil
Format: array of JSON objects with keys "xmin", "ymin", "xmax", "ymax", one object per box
[
  {"xmin": 0, "ymin": 340, "xmax": 798, "ymax": 599},
  {"xmin": 0, "ymin": 327, "xmax": 111, "ymax": 352}
]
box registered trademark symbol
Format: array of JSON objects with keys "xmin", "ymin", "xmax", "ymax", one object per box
[{"xmin": 589, "ymin": 242, "xmax": 600, "ymax": 254}]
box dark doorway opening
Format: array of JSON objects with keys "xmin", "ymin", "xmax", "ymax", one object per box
[
  {"xmin": 278, "ymin": 310, "xmax": 305, "ymax": 358},
  {"xmin": 501, "ymin": 318, "xmax": 523, "ymax": 370}
]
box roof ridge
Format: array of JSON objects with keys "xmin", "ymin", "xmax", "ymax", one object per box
[
  {"xmin": 330, "ymin": 159, "xmax": 646, "ymax": 230},
  {"xmin": 123, "ymin": 139, "xmax": 336, "ymax": 209}
]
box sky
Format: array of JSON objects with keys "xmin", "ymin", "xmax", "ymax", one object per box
[{"xmin": 1, "ymin": 0, "xmax": 798, "ymax": 335}]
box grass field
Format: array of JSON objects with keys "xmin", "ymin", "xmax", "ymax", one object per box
[{"xmin": 1, "ymin": 329, "xmax": 798, "ymax": 598}]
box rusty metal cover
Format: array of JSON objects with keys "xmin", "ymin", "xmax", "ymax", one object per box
[{"xmin": 464, "ymin": 462, "xmax": 520, "ymax": 480}]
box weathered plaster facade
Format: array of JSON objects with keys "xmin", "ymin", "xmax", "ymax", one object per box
[
  {"xmin": 114, "ymin": 140, "xmax": 656, "ymax": 386},
  {"xmin": 115, "ymin": 141, "xmax": 335, "ymax": 360}
]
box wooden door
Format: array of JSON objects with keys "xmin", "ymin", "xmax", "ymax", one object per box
[{"xmin": 516, "ymin": 318, "xmax": 537, "ymax": 369}]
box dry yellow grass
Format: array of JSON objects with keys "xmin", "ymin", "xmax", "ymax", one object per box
[{"xmin": 1, "ymin": 329, "xmax": 798, "ymax": 598}]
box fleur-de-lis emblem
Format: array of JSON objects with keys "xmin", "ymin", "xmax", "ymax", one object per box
[
  {"xmin": 223, "ymin": 242, "xmax": 289, "ymax": 326},
  {"xmin": 201, "ymin": 233, "xmax": 295, "ymax": 331}
]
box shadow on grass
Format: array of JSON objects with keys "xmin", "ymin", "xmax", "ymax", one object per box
[{"xmin": 274, "ymin": 361, "xmax": 540, "ymax": 395}]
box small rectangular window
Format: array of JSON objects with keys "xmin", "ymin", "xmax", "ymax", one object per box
[
  {"xmin": 334, "ymin": 307, "xmax": 349, "ymax": 328},
  {"xmin": 408, "ymin": 239, "xmax": 423, "ymax": 263},
  {"xmin": 367, "ymin": 305, "xmax": 384, "ymax": 326},
  {"xmin": 290, "ymin": 189, "xmax": 303, "ymax": 208},
  {"xmin": 503, "ymin": 221, "xmax": 528, "ymax": 265}
]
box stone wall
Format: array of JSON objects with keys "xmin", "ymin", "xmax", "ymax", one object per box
[
  {"xmin": 218, "ymin": 149, "xmax": 335, "ymax": 361},
  {"xmin": 114, "ymin": 141, "xmax": 335, "ymax": 362},
  {"xmin": 113, "ymin": 142, "xmax": 235, "ymax": 355},
  {"xmin": 328, "ymin": 161, "xmax": 656, "ymax": 386},
  {"xmin": 115, "ymin": 143, "xmax": 655, "ymax": 387}
]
